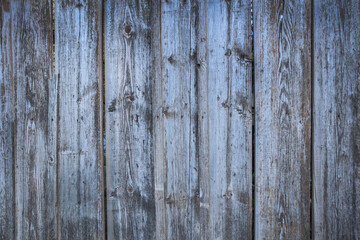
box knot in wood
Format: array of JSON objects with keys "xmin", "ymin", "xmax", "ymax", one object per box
[
  {"xmin": 127, "ymin": 185, "xmax": 134, "ymax": 194},
  {"xmin": 123, "ymin": 24, "xmax": 133, "ymax": 38}
]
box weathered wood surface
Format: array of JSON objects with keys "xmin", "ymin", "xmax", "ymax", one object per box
[
  {"xmin": 55, "ymin": 0, "xmax": 104, "ymax": 239},
  {"xmin": 313, "ymin": 1, "xmax": 360, "ymax": 239},
  {"xmin": 105, "ymin": 0, "xmax": 253, "ymax": 239},
  {"xmin": 0, "ymin": 1, "xmax": 14, "ymax": 239},
  {"xmin": 154, "ymin": 0, "xmax": 253, "ymax": 239},
  {"xmin": 206, "ymin": 1, "xmax": 253, "ymax": 239},
  {"xmin": 1, "ymin": 1, "xmax": 360, "ymax": 239},
  {"xmin": 254, "ymin": 1, "xmax": 312, "ymax": 239},
  {"xmin": 104, "ymin": 1, "xmax": 155, "ymax": 239},
  {"xmin": 159, "ymin": 1, "xmax": 195, "ymax": 239},
  {"xmin": 3, "ymin": 1, "xmax": 57, "ymax": 239}
]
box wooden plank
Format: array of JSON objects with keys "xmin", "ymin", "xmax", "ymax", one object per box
[
  {"xmin": 206, "ymin": 0, "xmax": 253, "ymax": 239},
  {"xmin": 254, "ymin": 1, "xmax": 312, "ymax": 239},
  {"xmin": 158, "ymin": 1, "xmax": 195, "ymax": 239},
  {"xmin": 104, "ymin": 1, "xmax": 155, "ymax": 239},
  {"xmin": 193, "ymin": 1, "xmax": 209, "ymax": 239},
  {"xmin": 4, "ymin": 1, "xmax": 57, "ymax": 239},
  {"xmin": 152, "ymin": 1, "xmax": 165, "ymax": 240},
  {"xmin": 55, "ymin": 1, "xmax": 104, "ymax": 239},
  {"xmin": 0, "ymin": 1, "xmax": 15, "ymax": 239},
  {"xmin": 313, "ymin": 1, "xmax": 360, "ymax": 239}
]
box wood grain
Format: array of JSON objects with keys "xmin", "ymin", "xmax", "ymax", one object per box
[
  {"xmin": 254, "ymin": 0, "xmax": 312, "ymax": 239},
  {"xmin": 152, "ymin": 1, "xmax": 165, "ymax": 239},
  {"xmin": 206, "ymin": 0, "xmax": 253, "ymax": 239},
  {"xmin": 193, "ymin": 1, "xmax": 209, "ymax": 239},
  {"xmin": 0, "ymin": 1, "xmax": 15, "ymax": 239},
  {"xmin": 152, "ymin": 1, "xmax": 253, "ymax": 239},
  {"xmin": 159, "ymin": 1, "xmax": 195, "ymax": 239},
  {"xmin": 5, "ymin": 1, "xmax": 56, "ymax": 239},
  {"xmin": 1, "ymin": 1, "xmax": 358, "ymax": 239},
  {"xmin": 313, "ymin": 1, "xmax": 360, "ymax": 239},
  {"xmin": 104, "ymin": 1, "xmax": 155, "ymax": 239},
  {"xmin": 55, "ymin": 0, "xmax": 104, "ymax": 239}
]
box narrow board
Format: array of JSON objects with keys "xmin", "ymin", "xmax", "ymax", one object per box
[
  {"xmin": 313, "ymin": 1, "xmax": 360, "ymax": 239},
  {"xmin": 254, "ymin": 1, "xmax": 312, "ymax": 239},
  {"xmin": 5, "ymin": 1, "xmax": 57, "ymax": 239},
  {"xmin": 55, "ymin": 1, "xmax": 104, "ymax": 239},
  {"xmin": 0, "ymin": 1, "xmax": 15, "ymax": 239},
  {"xmin": 104, "ymin": 1, "xmax": 155, "ymax": 239},
  {"xmin": 206, "ymin": 1, "xmax": 253, "ymax": 239},
  {"xmin": 158, "ymin": 1, "xmax": 195, "ymax": 239}
]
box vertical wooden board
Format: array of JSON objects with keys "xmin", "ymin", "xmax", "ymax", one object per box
[
  {"xmin": 206, "ymin": 1, "xmax": 253, "ymax": 239},
  {"xmin": 224, "ymin": 1, "xmax": 253, "ymax": 238},
  {"xmin": 55, "ymin": 1, "xmax": 104, "ymax": 239},
  {"xmin": 254, "ymin": 1, "xmax": 312, "ymax": 239},
  {"xmin": 193, "ymin": 1, "xmax": 210, "ymax": 239},
  {"xmin": 104, "ymin": 1, "xmax": 155, "ymax": 239},
  {"xmin": 313, "ymin": 1, "xmax": 360, "ymax": 239},
  {"xmin": 189, "ymin": 1, "xmax": 201, "ymax": 239},
  {"xmin": 151, "ymin": 1, "xmax": 165, "ymax": 240},
  {"xmin": 0, "ymin": 2, "xmax": 14, "ymax": 239},
  {"xmin": 7, "ymin": 1, "xmax": 57, "ymax": 239},
  {"xmin": 159, "ymin": 1, "xmax": 195, "ymax": 239}
]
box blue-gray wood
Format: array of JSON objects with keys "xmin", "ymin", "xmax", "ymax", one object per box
[
  {"xmin": 105, "ymin": 0, "xmax": 253, "ymax": 239},
  {"xmin": 1, "ymin": 1, "xmax": 57, "ymax": 239},
  {"xmin": 1, "ymin": 0, "xmax": 359, "ymax": 239},
  {"xmin": 313, "ymin": 1, "xmax": 360, "ymax": 239},
  {"xmin": 0, "ymin": 1, "xmax": 15, "ymax": 239},
  {"xmin": 104, "ymin": 0, "xmax": 155, "ymax": 239},
  {"xmin": 254, "ymin": 0, "xmax": 312, "ymax": 239},
  {"xmin": 55, "ymin": 0, "xmax": 104, "ymax": 239}
]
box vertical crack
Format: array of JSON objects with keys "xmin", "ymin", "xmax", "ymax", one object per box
[
  {"xmin": 251, "ymin": 0, "xmax": 255, "ymax": 239},
  {"xmin": 52, "ymin": 1, "xmax": 61, "ymax": 239},
  {"xmin": 101, "ymin": 0, "xmax": 107, "ymax": 238},
  {"xmin": 310, "ymin": 0, "xmax": 314, "ymax": 238}
]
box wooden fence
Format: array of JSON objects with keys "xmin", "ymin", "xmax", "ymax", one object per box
[{"xmin": 0, "ymin": 0, "xmax": 359, "ymax": 239}]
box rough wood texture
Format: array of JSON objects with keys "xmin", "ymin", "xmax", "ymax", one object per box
[
  {"xmin": 152, "ymin": 1, "xmax": 165, "ymax": 239},
  {"xmin": 55, "ymin": 1, "xmax": 104, "ymax": 239},
  {"xmin": 152, "ymin": 1, "xmax": 253, "ymax": 239},
  {"xmin": 193, "ymin": 1, "xmax": 209, "ymax": 239},
  {"xmin": 2, "ymin": 1, "xmax": 360, "ymax": 239},
  {"xmin": 254, "ymin": 1, "xmax": 312, "ymax": 239},
  {"xmin": 5, "ymin": 1, "xmax": 56, "ymax": 239},
  {"xmin": 159, "ymin": 1, "xmax": 195, "ymax": 239},
  {"xmin": 206, "ymin": 1, "xmax": 253, "ymax": 239},
  {"xmin": 313, "ymin": 1, "xmax": 360, "ymax": 239},
  {"xmin": 104, "ymin": 1, "xmax": 155, "ymax": 239},
  {"xmin": 0, "ymin": 1, "xmax": 15, "ymax": 239}
]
